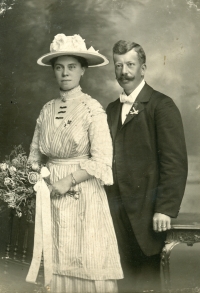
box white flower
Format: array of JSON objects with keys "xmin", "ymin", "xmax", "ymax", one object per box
[
  {"xmin": 71, "ymin": 34, "xmax": 87, "ymax": 51},
  {"xmin": 31, "ymin": 162, "xmax": 40, "ymax": 171},
  {"xmin": 0, "ymin": 163, "xmax": 9, "ymax": 171},
  {"xmin": 50, "ymin": 33, "xmax": 67, "ymax": 52},
  {"xmin": 9, "ymin": 166, "xmax": 17, "ymax": 174},
  {"xmin": 130, "ymin": 107, "xmax": 139, "ymax": 115},
  {"xmin": 50, "ymin": 34, "xmax": 87, "ymax": 52},
  {"xmin": 17, "ymin": 211, "xmax": 22, "ymax": 218},
  {"xmin": 11, "ymin": 158, "xmax": 21, "ymax": 167},
  {"xmin": 4, "ymin": 177, "xmax": 14, "ymax": 186},
  {"xmin": 8, "ymin": 203, "xmax": 16, "ymax": 208},
  {"xmin": 28, "ymin": 172, "xmax": 40, "ymax": 184}
]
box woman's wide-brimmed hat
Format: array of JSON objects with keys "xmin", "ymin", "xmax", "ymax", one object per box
[{"xmin": 37, "ymin": 34, "xmax": 109, "ymax": 67}]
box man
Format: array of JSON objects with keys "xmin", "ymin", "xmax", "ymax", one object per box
[{"xmin": 106, "ymin": 40, "xmax": 188, "ymax": 293}]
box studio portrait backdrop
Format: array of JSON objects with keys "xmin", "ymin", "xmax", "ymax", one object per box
[
  {"xmin": 0, "ymin": 0, "xmax": 200, "ymax": 291},
  {"xmin": 0, "ymin": 0, "xmax": 200, "ymax": 160}
]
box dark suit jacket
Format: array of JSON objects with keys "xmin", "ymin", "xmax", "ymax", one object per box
[{"xmin": 106, "ymin": 83, "xmax": 188, "ymax": 256}]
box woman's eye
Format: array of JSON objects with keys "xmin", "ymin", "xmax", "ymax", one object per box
[
  {"xmin": 69, "ymin": 65, "xmax": 76, "ymax": 70},
  {"xmin": 55, "ymin": 65, "xmax": 61, "ymax": 71}
]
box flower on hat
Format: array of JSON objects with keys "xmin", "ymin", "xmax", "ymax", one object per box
[
  {"xmin": 71, "ymin": 34, "xmax": 87, "ymax": 51},
  {"xmin": 50, "ymin": 34, "xmax": 87, "ymax": 53}
]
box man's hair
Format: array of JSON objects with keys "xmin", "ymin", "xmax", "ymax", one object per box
[{"xmin": 113, "ymin": 40, "xmax": 146, "ymax": 65}]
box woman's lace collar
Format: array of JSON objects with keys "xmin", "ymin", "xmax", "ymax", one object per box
[{"xmin": 60, "ymin": 86, "xmax": 82, "ymax": 102}]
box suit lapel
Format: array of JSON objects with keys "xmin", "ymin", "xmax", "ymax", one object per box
[
  {"xmin": 110, "ymin": 100, "xmax": 122, "ymax": 141},
  {"xmin": 109, "ymin": 83, "xmax": 154, "ymax": 139},
  {"xmin": 122, "ymin": 83, "xmax": 154, "ymax": 127}
]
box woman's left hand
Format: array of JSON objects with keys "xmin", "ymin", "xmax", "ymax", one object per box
[{"xmin": 51, "ymin": 175, "xmax": 72, "ymax": 197}]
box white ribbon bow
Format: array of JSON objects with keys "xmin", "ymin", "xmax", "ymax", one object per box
[{"xmin": 26, "ymin": 167, "xmax": 52, "ymax": 287}]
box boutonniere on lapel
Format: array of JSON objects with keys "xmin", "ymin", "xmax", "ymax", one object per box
[{"xmin": 129, "ymin": 102, "xmax": 139, "ymax": 115}]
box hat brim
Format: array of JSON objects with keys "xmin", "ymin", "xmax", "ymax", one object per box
[{"xmin": 37, "ymin": 51, "xmax": 109, "ymax": 67}]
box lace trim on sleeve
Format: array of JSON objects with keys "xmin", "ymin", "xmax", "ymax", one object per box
[{"xmin": 80, "ymin": 160, "xmax": 113, "ymax": 185}]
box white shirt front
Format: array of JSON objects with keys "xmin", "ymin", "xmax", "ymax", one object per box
[{"xmin": 120, "ymin": 79, "xmax": 145, "ymax": 124}]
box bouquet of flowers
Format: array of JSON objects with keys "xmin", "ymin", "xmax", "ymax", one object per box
[{"xmin": 0, "ymin": 145, "xmax": 42, "ymax": 222}]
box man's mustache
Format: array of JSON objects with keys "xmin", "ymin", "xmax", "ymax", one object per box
[{"xmin": 117, "ymin": 74, "xmax": 135, "ymax": 81}]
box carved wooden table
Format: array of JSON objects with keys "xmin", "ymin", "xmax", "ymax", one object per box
[{"xmin": 161, "ymin": 213, "xmax": 200, "ymax": 291}]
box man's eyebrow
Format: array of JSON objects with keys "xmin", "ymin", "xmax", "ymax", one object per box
[{"xmin": 114, "ymin": 61, "xmax": 135, "ymax": 64}]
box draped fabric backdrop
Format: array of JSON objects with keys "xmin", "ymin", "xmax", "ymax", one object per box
[{"xmin": 0, "ymin": 0, "xmax": 200, "ymax": 250}]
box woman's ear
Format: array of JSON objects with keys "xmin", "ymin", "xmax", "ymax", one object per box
[{"xmin": 81, "ymin": 67, "xmax": 86, "ymax": 76}]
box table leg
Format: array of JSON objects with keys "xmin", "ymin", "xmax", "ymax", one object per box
[{"xmin": 161, "ymin": 240, "xmax": 180, "ymax": 291}]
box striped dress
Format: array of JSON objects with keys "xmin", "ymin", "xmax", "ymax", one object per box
[{"xmin": 28, "ymin": 86, "xmax": 123, "ymax": 293}]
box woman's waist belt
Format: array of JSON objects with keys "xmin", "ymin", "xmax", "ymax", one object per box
[{"xmin": 48, "ymin": 155, "xmax": 89, "ymax": 165}]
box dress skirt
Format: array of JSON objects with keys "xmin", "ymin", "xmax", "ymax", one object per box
[
  {"xmin": 48, "ymin": 161, "xmax": 122, "ymax": 292},
  {"xmin": 51, "ymin": 275, "xmax": 118, "ymax": 293}
]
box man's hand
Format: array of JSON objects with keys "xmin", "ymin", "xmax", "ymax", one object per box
[{"xmin": 153, "ymin": 213, "xmax": 171, "ymax": 232}]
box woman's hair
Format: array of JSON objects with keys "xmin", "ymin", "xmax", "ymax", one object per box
[
  {"xmin": 50, "ymin": 55, "xmax": 88, "ymax": 68},
  {"xmin": 113, "ymin": 40, "xmax": 146, "ymax": 65}
]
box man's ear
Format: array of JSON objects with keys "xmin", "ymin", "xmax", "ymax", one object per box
[{"xmin": 141, "ymin": 63, "xmax": 147, "ymax": 77}]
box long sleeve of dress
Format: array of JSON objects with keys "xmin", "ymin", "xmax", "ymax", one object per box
[
  {"xmin": 27, "ymin": 109, "xmax": 44, "ymax": 164},
  {"xmin": 80, "ymin": 99, "xmax": 113, "ymax": 186}
]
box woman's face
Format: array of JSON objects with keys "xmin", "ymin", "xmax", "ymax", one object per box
[{"xmin": 54, "ymin": 55, "xmax": 85, "ymax": 91}]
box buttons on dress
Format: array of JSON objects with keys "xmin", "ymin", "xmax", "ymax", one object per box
[{"xmin": 58, "ymin": 111, "xmax": 66, "ymax": 114}]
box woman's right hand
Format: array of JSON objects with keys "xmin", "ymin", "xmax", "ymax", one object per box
[{"xmin": 51, "ymin": 175, "xmax": 72, "ymax": 197}]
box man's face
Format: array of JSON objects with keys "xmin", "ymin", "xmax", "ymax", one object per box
[{"xmin": 113, "ymin": 49, "xmax": 146, "ymax": 95}]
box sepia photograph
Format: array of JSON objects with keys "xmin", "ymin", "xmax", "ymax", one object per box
[{"xmin": 0, "ymin": 0, "xmax": 200, "ymax": 292}]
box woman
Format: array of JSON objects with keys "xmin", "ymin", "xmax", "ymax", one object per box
[{"xmin": 27, "ymin": 34, "xmax": 123, "ymax": 293}]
